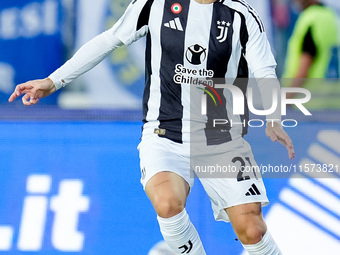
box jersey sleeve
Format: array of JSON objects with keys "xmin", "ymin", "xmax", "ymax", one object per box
[
  {"xmin": 243, "ymin": 11, "xmax": 277, "ymax": 76},
  {"xmin": 49, "ymin": 30, "xmax": 123, "ymax": 90},
  {"xmin": 302, "ymin": 27, "xmax": 317, "ymax": 57},
  {"xmin": 111, "ymin": 0, "xmax": 152, "ymax": 45},
  {"xmin": 242, "ymin": 10, "xmax": 281, "ymax": 123}
]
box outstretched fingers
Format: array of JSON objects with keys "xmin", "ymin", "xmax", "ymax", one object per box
[{"xmin": 9, "ymin": 82, "xmax": 40, "ymax": 104}]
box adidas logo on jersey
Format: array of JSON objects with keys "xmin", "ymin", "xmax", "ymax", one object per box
[
  {"xmin": 164, "ymin": 17, "xmax": 183, "ymax": 31},
  {"xmin": 245, "ymin": 183, "xmax": 261, "ymax": 196}
]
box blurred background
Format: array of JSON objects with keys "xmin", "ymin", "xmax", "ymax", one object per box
[{"xmin": 0, "ymin": 0, "xmax": 340, "ymax": 254}]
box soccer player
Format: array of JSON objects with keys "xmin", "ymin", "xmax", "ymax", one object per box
[{"xmin": 9, "ymin": 0, "xmax": 295, "ymax": 254}]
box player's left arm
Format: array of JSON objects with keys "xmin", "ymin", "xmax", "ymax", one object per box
[{"xmin": 244, "ymin": 10, "xmax": 295, "ymax": 159}]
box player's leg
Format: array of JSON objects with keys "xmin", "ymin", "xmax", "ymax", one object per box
[
  {"xmin": 196, "ymin": 137, "xmax": 281, "ymax": 254},
  {"xmin": 146, "ymin": 172, "xmax": 206, "ymax": 255},
  {"xmin": 226, "ymin": 203, "xmax": 282, "ymax": 255},
  {"xmin": 139, "ymin": 130, "xmax": 206, "ymax": 255}
]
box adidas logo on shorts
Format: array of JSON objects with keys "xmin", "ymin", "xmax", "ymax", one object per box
[{"xmin": 245, "ymin": 183, "xmax": 261, "ymax": 196}]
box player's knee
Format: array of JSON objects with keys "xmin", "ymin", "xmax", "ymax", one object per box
[
  {"xmin": 238, "ymin": 225, "xmax": 266, "ymax": 245},
  {"xmin": 245, "ymin": 226, "xmax": 265, "ymax": 244},
  {"xmin": 153, "ymin": 195, "xmax": 185, "ymax": 218}
]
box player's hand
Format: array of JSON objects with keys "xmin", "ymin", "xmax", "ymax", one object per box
[
  {"xmin": 265, "ymin": 122, "xmax": 295, "ymax": 159},
  {"xmin": 8, "ymin": 78, "xmax": 56, "ymax": 106}
]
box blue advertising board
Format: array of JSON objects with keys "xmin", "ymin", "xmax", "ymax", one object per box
[
  {"xmin": 0, "ymin": 0, "xmax": 65, "ymax": 104},
  {"xmin": 0, "ymin": 110, "xmax": 339, "ymax": 254}
]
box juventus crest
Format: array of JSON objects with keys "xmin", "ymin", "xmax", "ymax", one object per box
[{"xmin": 216, "ymin": 20, "xmax": 231, "ymax": 43}]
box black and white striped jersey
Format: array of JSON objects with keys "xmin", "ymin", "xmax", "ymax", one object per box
[{"xmin": 112, "ymin": 0, "xmax": 277, "ymax": 144}]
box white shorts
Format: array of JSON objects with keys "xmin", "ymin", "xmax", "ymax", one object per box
[{"xmin": 137, "ymin": 128, "xmax": 269, "ymax": 222}]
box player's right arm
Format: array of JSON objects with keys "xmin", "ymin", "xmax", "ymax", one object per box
[
  {"xmin": 8, "ymin": 27, "xmax": 125, "ymax": 105},
  {"xmin": 8, "ymin": 0, "xmax": 150, "ymax": 105}
]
